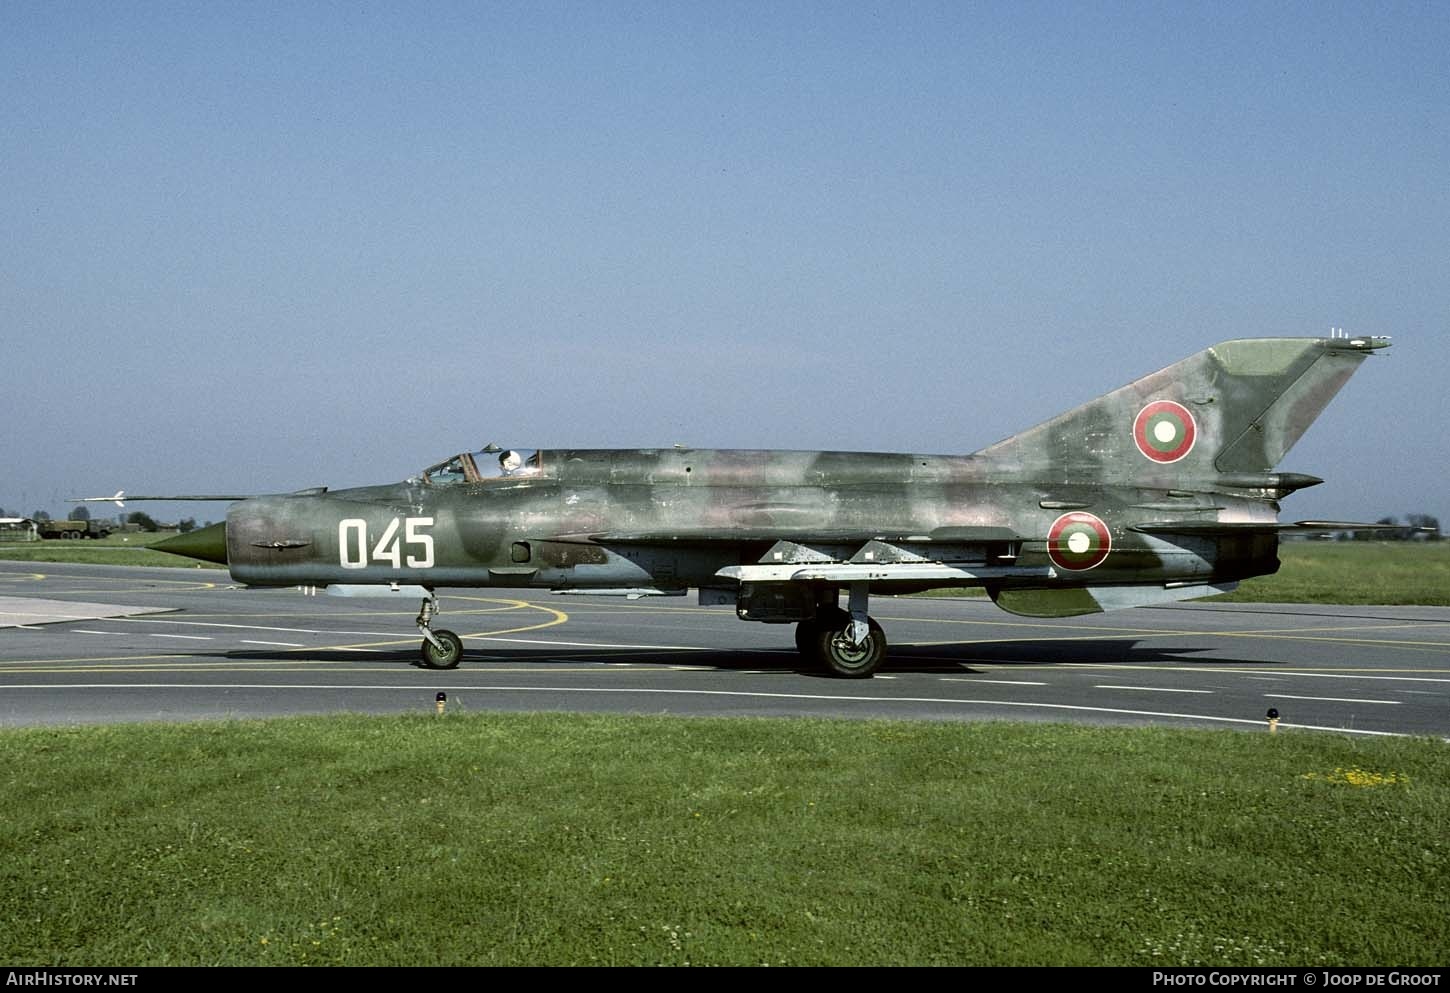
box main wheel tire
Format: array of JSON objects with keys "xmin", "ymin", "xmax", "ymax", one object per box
[
  {"xmin": 420, "ymin": 629, "xmax": 464, "ymax": 669},
  {"xmin": 813, "ymin": 615, "xmax": 886, "ymax": 679}
]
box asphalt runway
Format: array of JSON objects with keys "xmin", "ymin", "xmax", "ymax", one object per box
[{"xmin": 2, "ymin": 562, "xmax": 1448, "ymax": 737}]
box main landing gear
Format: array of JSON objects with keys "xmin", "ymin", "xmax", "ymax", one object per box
[
  {"xmin": 794, "ymin": 583, "xmax": 887, "ymax": 679},
  {"xmin": 416, "ymin": 592, "xmax": 463, "ymax": 669}
]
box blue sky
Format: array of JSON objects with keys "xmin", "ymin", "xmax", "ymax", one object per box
[{"xmin": 2, "ymin": 2, "xmax": 1446, "ymax": 525}]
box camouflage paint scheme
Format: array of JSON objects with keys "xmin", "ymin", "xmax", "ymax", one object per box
[{"xmin": 152, "ymin": 336, "xmax": 1388, "ymax": 675}]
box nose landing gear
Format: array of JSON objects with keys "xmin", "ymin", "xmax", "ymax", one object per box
[{"xmin": 416, "ymin": 593, "xmax": 463, "ymax": 669}]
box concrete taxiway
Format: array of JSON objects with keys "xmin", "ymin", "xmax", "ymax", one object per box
[{"xmin": 2, "ymin": 562, "xmax": 1448, "ymax": 736}]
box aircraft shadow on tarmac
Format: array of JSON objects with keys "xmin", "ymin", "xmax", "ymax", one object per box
[
  {"xmin": 221, "ymin": 637, "xmax": 1260, "ymax": 677},
  {"xmin": 893, "ymin": 638, "xmax": 1264, "ymax": 670}
]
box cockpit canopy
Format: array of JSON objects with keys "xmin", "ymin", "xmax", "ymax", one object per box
[{"xmin": 415, "ymin": 448, "xmax": 542, "ymax": 486}]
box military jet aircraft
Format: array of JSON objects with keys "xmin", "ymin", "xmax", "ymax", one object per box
[{"xmin": 94, "ymin": 335, "xmax": 1390, "ymax": 677}]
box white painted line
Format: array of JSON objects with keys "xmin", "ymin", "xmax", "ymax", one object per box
[
  {"xmin": 323, "ymin": 630, "xmax": 418, "ymax": 638},
  {"xmin": 1266, "ymin": 694, "xmax": 1401, "ymax": 705},
  {"xmin": 0, "ymin": 682, "xmax": 1424, "ymax": 738},
  {"xmin": 240, "ymin": 640, "xmax": 306, "ymax": 648},
  {"xmin": 74, "ymin": 630, "xmax": 112, "ymax": 635},
  {"xmin": 129, "ymin": 619, "xmax": 323, "ymax": 635},
  {"xmin": 151, "ymin": 634, "xmax": 212, "ymax": 642},
  {"xmin": 1050, "ymin": 665, "xmax": 1450, "ymax": 685},
  {"xmin": 1259, "ymin": 672, "xmax": 1450, "ymax": 685},
  {"xmin": 942, "ymin": 677, "xmax": 1048, "ymax": 686},
  {"xmin": 1245, "ymin": 677, "xmax": 1284, "ymax": 682},
  {"xmin": 1095, "ymin": 685, "xmax": 1214, "ymax": 694}
]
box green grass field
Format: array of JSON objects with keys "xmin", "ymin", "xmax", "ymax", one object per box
[
  {"xmin": 1207, "ymin": 541, "xmax": 1450, "ymax": 606},
  {"xmin": 1, "ymin": 714, "xmax": 1445, "ymax": 966}
]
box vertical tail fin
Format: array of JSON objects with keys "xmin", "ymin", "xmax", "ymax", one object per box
[{"xmin": 975, "ymin": 336, "xmax": 1389, "ymax": 482}]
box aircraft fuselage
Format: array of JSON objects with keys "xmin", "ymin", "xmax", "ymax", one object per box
[{"xmin": 222, "ymin": 447, "xmax": 1279, "ymax": 592}]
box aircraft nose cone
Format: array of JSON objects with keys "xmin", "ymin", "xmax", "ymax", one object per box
[{"xmin": 154, "ymin": 522, "xmax": 229, "ymax": 565}]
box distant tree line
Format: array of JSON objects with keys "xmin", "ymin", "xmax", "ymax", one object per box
[
  {"xmin": 0, "ymin": 505, "xmax": 211, "ymax": 532},
  {"xmin": 1355, "ymin": 514, "xmax": 1441, "ymax": 541}
]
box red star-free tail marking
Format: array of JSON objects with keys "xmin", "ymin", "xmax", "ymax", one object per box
[
  {"xmin": 1047, "ymin": 512, "xmax": 1112, "ymax": 571},
  {"xmin": 1133, "ymin": 400, "xmax": 1197, "ymax": 464}
]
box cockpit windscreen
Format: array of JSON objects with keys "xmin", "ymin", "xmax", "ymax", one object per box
[{"xmin": 416, "ymin": 449, "xmax": 542, "ymax": 486}]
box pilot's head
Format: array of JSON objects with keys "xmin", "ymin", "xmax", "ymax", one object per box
[{"xmin": 500, "ymin": 450, "xmax": 523, "ymax": 472}]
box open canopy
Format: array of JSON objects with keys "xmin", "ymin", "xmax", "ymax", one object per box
[{"xmin": 414, "ymin": 448, "xmax": 542, "ymax": 486}]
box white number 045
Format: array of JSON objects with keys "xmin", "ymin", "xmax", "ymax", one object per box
[{"xmin": 339, "ymin": 517, "xmax": 435, "ymax": 569}]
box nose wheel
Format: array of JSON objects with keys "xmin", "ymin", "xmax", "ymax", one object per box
[
  {"xmin": 416, "ymin": 593, "xmax": 464, "ymax": 669},
  {"xmin": 421, "ymin": 630, "xmax": 464, "ymax": 669}
]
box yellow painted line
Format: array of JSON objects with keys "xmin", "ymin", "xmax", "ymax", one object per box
[
  {"xmin": 871, "ymin": 611, "xmax": 1450, "ymax": 642},
  {"xmin": 0, "ymin": 574, "xmax": 222, "ymax": 592},
  {"xmin": 1, "ymin": 662, "xmax": 358, "ymax": 674},
  {"xmin": 0, "ymin": 663, "xmax": 698, "ymax": 676},
  {"xmin": 956, "ymin": 661, "xmax": 1450, "ymax": 678},
  {"xmin": 124, "ymin": 610, "xmax": 412, "ymax": 621},
  {"xmin": 1223, "ymin": 632, "xmax": 1450, "ymax": 650},
  {"xmin": 441, "ymin": 595, "xmax": 535, "ymax": 611},
  {"xmin": 0, "ymin": 599, "xmax": 570, "ymax": 668},
  {"xmin": 135, "ymin": 603, "xmax": 535, "ymax": 622},
  {"xmin": 295, "ymin": 599, "xmax": 570, "ymax": 653},
  {"xmin": 872, "ymin": 614, "xmax": 1190, "ymax": 633},
  {"xmin": 1230, "ymin": 621, "xmax": 1450, "ymax": 636},
  {"xmin": 507, "ymin": 604, "xmax": 727, "ymax": 617},
  {"xmin": 899, "ymin": 625, "xmax": 1450, "ymax": 654},
  {"xmin": 0, "ymin": 654, "xmax": 191, "ymax": 666}
]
